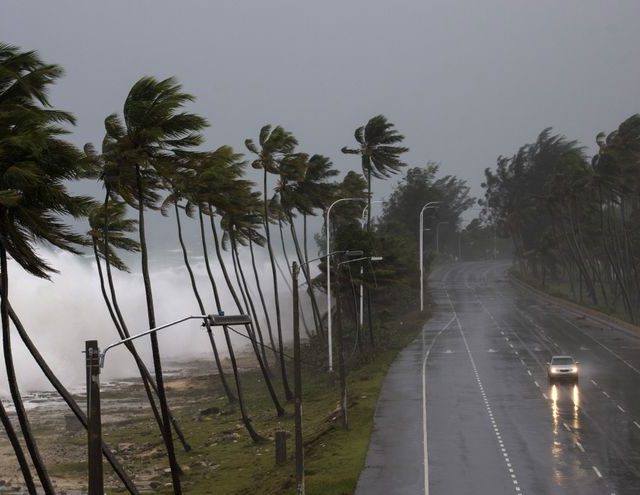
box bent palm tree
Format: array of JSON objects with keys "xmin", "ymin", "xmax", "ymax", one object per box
[
  {"xmin": 0, "ymin": 42, "xmax": 96, "ymax": 494},
  {"xmin": 102, "ymin": 76, "xmax": 207, "ymax": 494},
  {"xmin": 342, "ymin": 115, "xmax": 408, "ymax": 347},
  {"xmin": 246, "ymin": 125, "xmax": 297, "ymax": 400}
]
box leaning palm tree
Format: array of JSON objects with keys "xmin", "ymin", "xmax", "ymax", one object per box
[
  {"xmin": 342, "ymin": 115, "xmax": 408, "ymax": 230},
  {"xmin": 0, "ymin": 42, "xmax": 98, "ymax": 494},
  {"xmin": 157, "ymin": 159, "xmax": 236, "ymax": 403},
  {"xmin": 342, "ymin": 116, "xmax": 408, "ymax": 348},
  {"xmin": 190, "ymin": 146, "xmax": 277, "ymax": 360},
  {"xmin": 219, "ymin": 185, "xmax": 285, "ymax": 420},
  {"xmin": 188, "ymin": 148, "xmax": 285, "ymax": 421},
  {"xmin": 246, "ymin": 125, "xmax": 297, "ymax": 400},
  {"xmin": 102, "ymin": 76, "xmax": 207, "ymax": 494},
  {"xmin": 85, "ymin": 143, "xmax": 192, "ymax": 452}
]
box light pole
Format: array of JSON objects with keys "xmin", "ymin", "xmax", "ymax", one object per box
[
  {"xmin": 436, "ymin": 221, "xmax": 448, "ymax": 254},
  {"xmin": 335, "ymin": 256, "xmax": 383, "ymax": 430},
  {"xmin": 326, "ymin": 197, "xmax": 365, "ymax": 371},
  {"xmin": 359, "ymin": 201, "xmax": 383, "ymax": 328},
  {"xmin": 87, "ymin": 313, "xmax": 251, "ymax": 494},
  {"xmin": 419, "ymin": 202, "xmax": 441, "ymax": 311}
]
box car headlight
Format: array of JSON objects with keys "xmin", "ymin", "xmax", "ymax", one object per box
[
  {"xmin": 550, "ymin": 368, "xmax": 558, "ymax": 374},
  {"xmin": 571, "ymin": 366, "xmax": 578, "ymax": 373}
]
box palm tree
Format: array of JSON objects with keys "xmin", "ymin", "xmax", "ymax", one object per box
[
  {"xmin": 102, "ymin": 76, "xmax": 208, "ymax": 494},
  {"xmin": 157, "ymin": 159, "xmax": 237, "ymax": 404},
  {"xmin": 218, "ymin": 183, "xmax": 286, "ymax": 419},
  {"xmin": 86, "ymin": 196, "xmax": 192, "ymax": 452},
  {"xmin": 246, "ymin": 125, "xmax": 297, "ymax": 401},
  {"xmin": 0, "ymin": 42, "xmax": 99, "ymax": 494},
  {"xmin": 342, "ymin": 115, "xmax": 408, "ymax": 230},
  {"xmin": 188, "ymin": 148, "xmax": 285, "ymax": 423},
  {"xmin": 342, "ymin": 115, "xmax": 408, "ymax": 348}
]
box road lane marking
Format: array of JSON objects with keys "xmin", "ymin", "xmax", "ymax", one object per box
[
  {"xmin": 422, "ymin": 315, "xmax": 456, "ymax": 495},
  {"xmin": 634, "ymin": 421, "xmax": 640, "ymax": 430},
  {"xmin": 446, "ymin": 290, "xmax": 522, "ymax": 495},
  {"xmin": 617, "ymin": 405, "xmax": 625, "ymax": 413},
  {"xmin": 591, "ymin": 379, "xmax": 598, "ymax": 387},
  {"xmin": 576, "ymin": 441, "xmax": 585, "ymax": 453},
  {"xmin": 593, "ymin": 466, "xmax": 603, "ymax": 478}
]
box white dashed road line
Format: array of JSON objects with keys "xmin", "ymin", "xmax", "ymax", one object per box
[{"xmin": 447, "ymin": 290, "xmax": 523, "ymax": 494}]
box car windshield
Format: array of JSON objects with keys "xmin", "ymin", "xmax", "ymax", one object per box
[{"xmin": 552, "ymin": 357, "xmax": 574, "ymax": 365}]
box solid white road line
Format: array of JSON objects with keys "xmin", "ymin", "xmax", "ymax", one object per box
[{"xmin": 422, "ymin": 315, "xmax": 456, "ymax": 495}]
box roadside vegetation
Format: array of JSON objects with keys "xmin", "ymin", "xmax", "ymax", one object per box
[
  {"xmin": 483, "ymin": 115, "xmax": 640, "ymax": 323},
  {"xmin": 0, "ymin": 40, "xmax": 476, "ymax": 494}
]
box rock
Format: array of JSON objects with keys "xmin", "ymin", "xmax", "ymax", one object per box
[{"xmin": 199, "ymin": 407, "xmax": 220, "ymax": 416}]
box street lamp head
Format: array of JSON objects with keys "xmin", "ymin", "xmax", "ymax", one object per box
[
  {"xmin": 207, "ymin": 314, "xmax": 252, "ymax": 326},
  {"xmin": 370, "ymin": 256, "xmax": 383, "ymax": 261},
  {"xmin": 345, "ymin": 250, "xmax": 364, "ymax": 257}
]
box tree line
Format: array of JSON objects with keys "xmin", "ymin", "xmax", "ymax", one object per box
[
  {"xmin": 0, "ymin": 41, "xmax": 474, "ymax": 493},
  {"xmin": 483, "ymin": 114, "xmax": 640, "ymax": 321}
]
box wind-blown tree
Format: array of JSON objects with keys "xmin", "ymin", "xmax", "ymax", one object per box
[
  {"xmin": 188, "ymin": 148, "xmax": 285, "ymax": 421},
  {"xmin": 277, "ymin": 153, "xmax": 339, "ymax": 339},
  {"xmin": 342, "ymin": 115, "xmax": 408, "ymax": 348},
  {"xmin": 85, "ymin": 144, "xmax": 192, "ymax": 452},
  {"xmin": 157, "ymin": 158, "xmax": 236, "ymax": 403},
  {"xmin": 245, "ymin": 125, "xmax": 296, "ymax": 401},
  {"xmin": 0, "ymin": 42, "xmax": 96, "ymax": 494},
  {"xmin": 101, "ymin": 76, "xmax": 208, "ymax": 494},
  {"xmin": 342, "ymin": 115, "xmax": 409, "ymax": 230},
  {"xmin": 219, "ymin": 182, "xmax": 286, "ymax": 425}
]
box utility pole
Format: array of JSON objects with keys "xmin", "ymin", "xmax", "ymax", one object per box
[
  {"xmin": 292, "ymin": 262, "xmax": 305, "ymax": 495},
  {"xmin": 86, "ymin": 340, "xmax": 103, "ymax": 495}
]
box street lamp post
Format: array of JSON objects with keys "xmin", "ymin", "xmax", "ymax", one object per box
[
  {"xmin": 326, "ymin": 197, "xmax": 365, "ymax": 372},
  {"xmin": 87, "ymin": 313, "xmax": 251, "ymax": 494},
  {"xmin": 335, "ymin": 256, "xmax": 382, "ymax": 430},
  {"xmin": 419, "ymin": 202, "xmax": 441, "ymax": 311},
  {"xmin": 359, "ymin": 201, "xmax": 383, "ymax": 328}
]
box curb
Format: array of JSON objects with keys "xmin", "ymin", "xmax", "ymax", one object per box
[{"xmin": 508, "ymin": 273, "xmax": 640, "ymax": 339}]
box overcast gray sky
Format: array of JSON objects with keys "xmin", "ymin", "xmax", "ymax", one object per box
[
  {"xmin": 2, "ymin": 0, "xmax": 640, "ymax": 212},
  {"xmin": 3, "ymin": 0, "xmax": 640, "ymax": 390}
]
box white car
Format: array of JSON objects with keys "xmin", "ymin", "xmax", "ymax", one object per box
[{"xmin": 547, "ymin": 355, "xmax": 579, "ymax": 383}]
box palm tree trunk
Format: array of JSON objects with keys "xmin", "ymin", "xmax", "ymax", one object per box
[
  {"xmin": 135, "ymin": 166, "xmax": 182, "ymax": 495},
  {"xmin": 93, "ymin": 240, "xmax": 163, "ymax": 426},
  {"xmin": 230, "ymin": 235, "xmax": 285, "ymax": 416},
  {"xmin": 0, "ymin": 244, "xmax": 55, "ymax": 494},
  {"xmin": 288, "ymin": 213, "xmax": 324, "ymax": 338},
  {"xmin": 334, "ymin": 259, "xmax": 349, "ymax": 430},
  {"xmin": 248, "ymin": 237, "xmax": 275, "ymax": 366},
  {"xmin": 264, "ymin": 170, "xmax": 293, "ymax": 400},
  {"xmin": 0, "ymin": 398, "xmax": 37, "ymax": 494},
  {"xmin": 8, "ymin": 303, "xmax": 139, "ymax": 494},
  {"xmin": 208, "ymin": 214, "xmax": 284, "ymax": 419},
  {"xmin": 100, "ymin": 191, "xmax": 190, "ymax": 452},
  {"xmin": 279, "ymin": 220, "xmax": 312, "ymax": 337},
  {"xmin": 174, "ymin": 202, "xmax": 235, "ymax": 402}
]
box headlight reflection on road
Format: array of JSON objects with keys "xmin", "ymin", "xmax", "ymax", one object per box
[
  {"xmin": 572, "ymin": 384, "xmax": 580, "ymax": 430},
  {"xmin": 551, "ymin": 384, "xmax": 559, "ymax": 434}
]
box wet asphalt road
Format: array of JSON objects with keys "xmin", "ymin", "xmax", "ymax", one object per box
[{"xmin": 356, "ymin": 260, "xmax": 640, "ymax": 495}]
